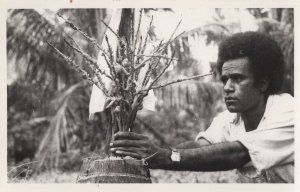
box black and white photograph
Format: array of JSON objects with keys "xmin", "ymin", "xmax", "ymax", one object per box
[{"xmin": 3, "ymin": 1, "xmax": 296, "ymax": 188}]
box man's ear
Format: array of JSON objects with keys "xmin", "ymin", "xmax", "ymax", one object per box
[{"xmin": 259, "ymin": 78, "xmax": 269, "ymax": 93}]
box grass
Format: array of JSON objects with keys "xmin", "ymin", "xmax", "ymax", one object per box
[{"xmin": 8, "ymin": 169, "xmax": 238, "ymax": 183}]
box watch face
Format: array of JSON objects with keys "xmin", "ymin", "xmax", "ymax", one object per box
[{"xmin": 171, "ymin": 150, "xmax": 180, "ymax": 163}]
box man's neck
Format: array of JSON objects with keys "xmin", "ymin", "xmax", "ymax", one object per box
[{"xmin": 241, "ymin": 96, "xmax": 268, "ymax": 132}]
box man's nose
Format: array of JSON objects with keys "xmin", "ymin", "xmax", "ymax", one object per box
[{"xmin": 224, "ymin": 79, "xmax": 234, "ymax": 93}]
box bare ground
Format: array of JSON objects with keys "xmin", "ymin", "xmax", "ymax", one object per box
[{"xmin": 9, "ymin": 169, "xmax": 239, "ymax": 183}]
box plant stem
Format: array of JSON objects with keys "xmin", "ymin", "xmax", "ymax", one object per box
[
  {"xmin": 57, "ymin": 13, "xmax": 104, "ymax": 52},
  {"xmin": 64, "ymin": 39, "xmax": 112, "ymax": 80},
  {"xmin": 48, "ymin": 42, "xmax": 110, "ymax": 96},
  {"xmin": 139, "ymin": 72, "xmax": 214, "ymax": 93}
]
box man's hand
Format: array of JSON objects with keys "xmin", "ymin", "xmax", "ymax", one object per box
[
  {"xmin": 110, "ymin": 132, "xmax": 172, "ymax": 168},
  {"xmin": 110, "ymin": 132, "xmax": 250, "ymax": 171}
]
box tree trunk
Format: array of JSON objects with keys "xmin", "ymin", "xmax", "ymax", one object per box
[{"xmin": 77, "ymin": 157, "xmax": 151, "ymax": 183}]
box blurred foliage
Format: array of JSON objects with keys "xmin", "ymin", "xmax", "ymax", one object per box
[
  {"xmin": 250, "ymin": 8, "xmax": 294, "ymax": 95},
  {"xmin": 7, "ymin": 9, "xmax": 109, "ymax": 172},
  {"xmin": 7, "ymin": 9, "xmax": 79, "ymax": 89},
  {"xmin": 7, "ymin": 8, "xmax": 294, "ymax": 182}
]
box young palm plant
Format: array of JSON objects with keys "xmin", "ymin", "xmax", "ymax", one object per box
[{"xmin": 49, "ymin": 8, "xmax": 213, "ymax": 183}]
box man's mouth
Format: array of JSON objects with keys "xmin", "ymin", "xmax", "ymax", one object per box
[{"xmin": 225, "ymin": 97, "xmax": 238, "ymax": 103}]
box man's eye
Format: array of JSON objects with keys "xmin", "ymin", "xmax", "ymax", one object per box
[
  {"xmin": 221, "ymin": 78, "xmax": 227, "ymax": 85},
  {"xmin": 235, "ymin": 77, "xmax": 241, "ymax": 82},
  {"xmin": 233, "ymin": 76, "xmax": 243, "ymax": 82}
]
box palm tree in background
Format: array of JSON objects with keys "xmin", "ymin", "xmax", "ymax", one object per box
[{"xmin": 7, "ymin": 9, "xmax": 110, "ymax": 171}]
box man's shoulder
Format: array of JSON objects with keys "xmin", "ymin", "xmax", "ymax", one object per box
[
  {"xmin": 266, "ymin": 93, "xmax": 294, "ymax": 115},
  {"xmin": 269, "ymin": 93, "xmax": 293, "ymax": 104},
  {"xmin": 264, "ymin": 93, "xmax": 294, "ymax": 126}
]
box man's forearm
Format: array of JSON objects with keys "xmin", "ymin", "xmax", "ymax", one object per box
[
  {"xmin": 156, "ymin": 141, "xmax": 250, "ymax": 171},
  {"xmin": 175, "ymin": 138, "xmax": 211, "ymax": 149},
  {"xmin": 111, "ymin": 132, "xmax": 251, "ymax": 171}
]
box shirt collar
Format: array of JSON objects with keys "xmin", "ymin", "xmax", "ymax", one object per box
[
  {"xmin": 263, "ymin": 94, "xmax": 274, "ymax": 119},
  {"xmin": 229, "ymin": 113, "xmax": 241, "ymax": 124}
]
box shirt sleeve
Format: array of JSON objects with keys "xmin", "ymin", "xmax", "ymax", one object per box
[
  {"xmin": 195, "ymin": 112, "xmax": 229, "ymax": 144},
  {"xmin": 237, "ymin": 94, "xmax": 294, "ymax": 172}
]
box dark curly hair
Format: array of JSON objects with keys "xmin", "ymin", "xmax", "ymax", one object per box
[{"xmin": 216, "ymin": 31, "xmax": 284, "ymax": 95}]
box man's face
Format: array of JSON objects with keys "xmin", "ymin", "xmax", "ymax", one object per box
[{"xmin": 221, "ymin": 57, "xmax": 264, "ymax": 113}]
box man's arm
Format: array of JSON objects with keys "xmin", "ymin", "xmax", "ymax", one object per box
[
  {"xmin": 164, "ymin": 141, "xmax": 251, "ymax": 171},
  {"xmin": 175, "ymin": 138, "xmax": 211, "ymax": 149},
  {"xmin": 111, "ymin": 132, "xmax": 251, "ymax": 171}
]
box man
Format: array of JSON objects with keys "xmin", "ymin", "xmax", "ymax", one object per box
[{"xmin": 110, "ymin": 32, "xmax": 294, "ymax": 183}]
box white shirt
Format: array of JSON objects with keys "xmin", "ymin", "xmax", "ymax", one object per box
[{"xmin": 195, "ymin": 93, "xmax": 294, "ymax": 183}]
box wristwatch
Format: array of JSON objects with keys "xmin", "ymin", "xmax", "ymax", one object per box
[{"xmin": 170, "ymin": 148, "xmax": 181, "ymax": 164}]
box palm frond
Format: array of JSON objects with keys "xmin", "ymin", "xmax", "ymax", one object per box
[
  {"xmin": 155, "ymin": 81, "xmax": 225, "ymax": 117},
  {"xmin": 34, "ymin": 82, "xmax": 89, "ymax": 171},
  {"xmin": 7, "ymin": 9, "xmax": 81, "ymax": 89},
  {"xmin": 7, "ymin": 9, "xmax": 111, "ymax": 171}
]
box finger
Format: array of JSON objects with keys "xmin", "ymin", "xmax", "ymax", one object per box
[
  {"xmin": 110, "ymin": 149, "xmax": 142, "ymax": 159},
  {"xmin": 111, "ymin": 140, "xmax": 145, "ymax": 147},
  {"xmin": 114, "ymin": 150, "xmax": 142, "ymax": 159},
  {"xmin": 110, "ymin": 146, "xmax": 146, "ymax": 154},
  {"xmin": 114, "ymin": 131, "xmax": 147, "ymax": 140},
  {"xmin": 114, "ymin": 131, "xmax": 148, "ymax": 140}
]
